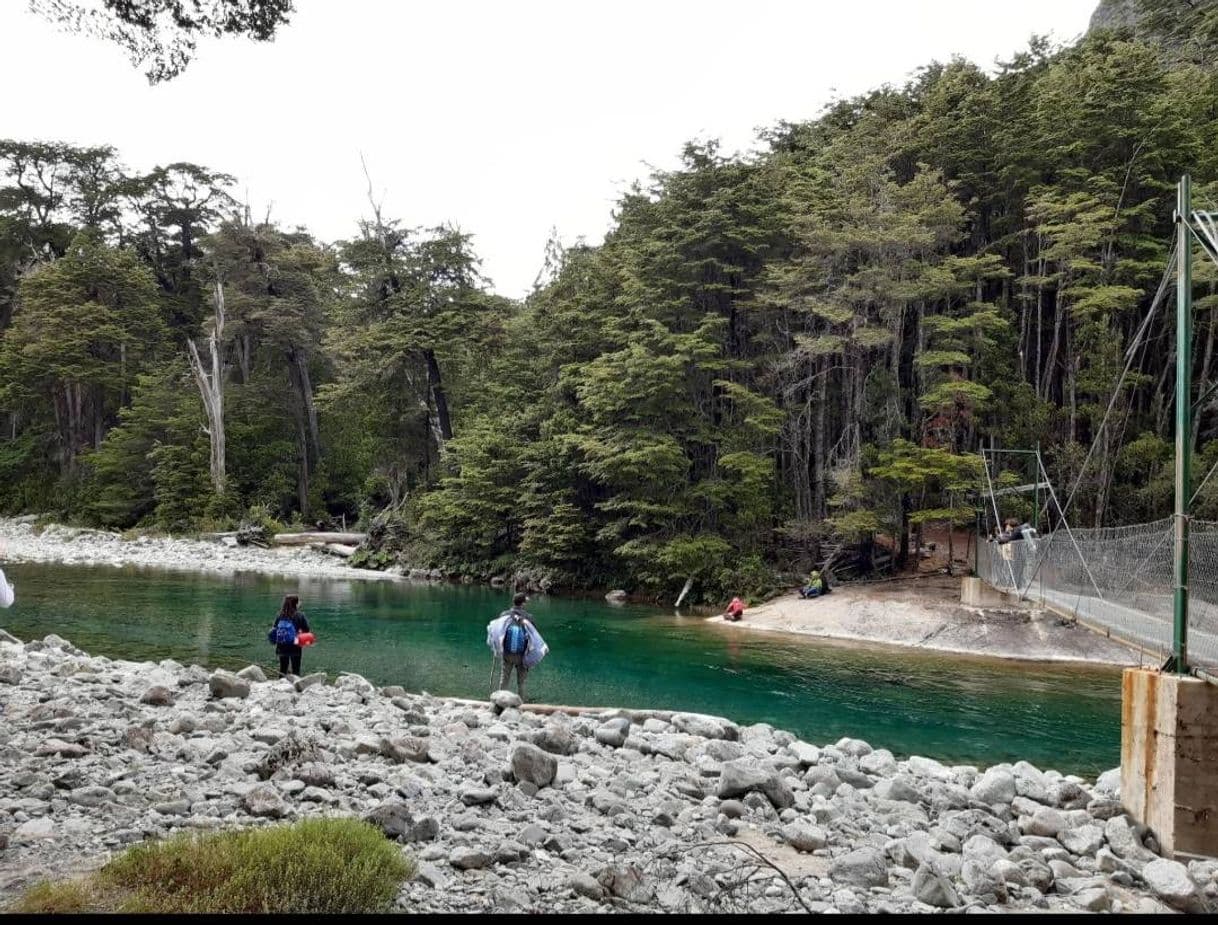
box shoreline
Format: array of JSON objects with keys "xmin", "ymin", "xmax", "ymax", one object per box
[
  {"xmin": 707, "ymin": 579, "xmax": 1141, "ymax": 668},
  {"xmin": 0, "ymin": 518, "xmax": 398, "ymax": 584},
  {"xmin": 1, "ymin": 629, "xmax": 1213, "ymax": 914}
]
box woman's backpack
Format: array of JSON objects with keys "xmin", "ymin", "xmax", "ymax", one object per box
[{"xmin": 270, "ymin": 616, "xmax": 298, "ymax": 646}]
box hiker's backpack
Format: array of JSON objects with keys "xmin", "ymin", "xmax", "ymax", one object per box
[
  {"xmin": 503, "ymin": 618, "xmax": 528, "ymax": 656},
  {"xmin": 271, "ymin": 617, "xmax": 298, "ymax": 646}
]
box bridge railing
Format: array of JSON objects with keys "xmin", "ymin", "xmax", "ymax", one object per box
[{"xmin": 977, "ymin": 518, "xmax": 1218, "ymax": 673}]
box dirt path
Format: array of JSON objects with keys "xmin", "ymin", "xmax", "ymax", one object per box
[{"xmin": 708, "ymin": 575, "xmax": 1143, "ymax": 666}]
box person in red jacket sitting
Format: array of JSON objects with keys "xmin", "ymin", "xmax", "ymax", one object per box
[{"xmin": 723, "ymin": 596, "xmax": 745, "ymax": 622}]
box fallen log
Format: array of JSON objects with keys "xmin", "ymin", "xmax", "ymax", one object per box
[
  {"xmin": 318, "ymin": 543, "xmax": 358, "ymax": 558},
  {"xmin": 272, "ymin": 531, "xmax": 366, "ymax": 546}
]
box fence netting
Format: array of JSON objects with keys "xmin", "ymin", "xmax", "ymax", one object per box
[{"xmin": 977, "ymin": 517, "xmax": 1218, "ymax": 673}]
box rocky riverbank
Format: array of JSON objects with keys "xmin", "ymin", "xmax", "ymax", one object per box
[
  {"xmin": 722, "ymin": 578, "xmax": 1141, "ymax": 666},
  {"xmin": 0, "ymin": 519, "xmax": 396, "ymax": 583},
  {"xmin": 1, "ymin": 630, "xmax": 1214, "ymax": 913}
]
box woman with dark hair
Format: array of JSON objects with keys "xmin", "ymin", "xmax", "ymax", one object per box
[{"xmin": 269, "ymin": 594, "xmax": 310, "ymax": 677}]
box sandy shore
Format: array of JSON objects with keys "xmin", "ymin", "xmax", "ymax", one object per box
[
  {"xmin": 707, "ymin": 577, "xmax": 1141, "ymax": 667},
  {"xmin": 0, "ymin": 518, "xmax": 397, "ymax": 583}
]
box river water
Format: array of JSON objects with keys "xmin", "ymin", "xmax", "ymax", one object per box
[{"xmin": 0, "ymin": 562, "xmax": 1122, "ymax": 775}]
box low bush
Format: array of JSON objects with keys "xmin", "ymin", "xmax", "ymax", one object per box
[{"xmin": 10, "ymin": 817, "xmax": 414, "ymax": 914}]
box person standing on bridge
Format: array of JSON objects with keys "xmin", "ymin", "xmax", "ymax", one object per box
[{"xmin": 997, "ymin": 518, "xmax": 1037, "ymax": 590}]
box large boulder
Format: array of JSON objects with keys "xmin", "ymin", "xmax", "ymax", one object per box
[
  {"xmin": 532, "ymin": 724, "xmax": 578, "ymax": 756},
  {"xmin": 491, "ymin": 690, "xmax": 522, "ymax": 713},
  {"xmin": 139, "ymin": 685, "xmax": 175, "ymax": 706},
  {"xmin": 594, "ymin": 717, "xmax": 631, "ymax": 749},
  {"xmin": 912, "ymin": 862, "xmax": 960, "ymax": 908},
  {"xmin": 242, "ymin": 784, "xmax": 288, "ymax": 818},
  {"xmin": 829, "ymin": 847, "xmax": 889, "ymax": 888},
  {"xmin": 236, "ymin": 664, "xmax": 267, "ymax": 683},
  {"xmin": 970, "ymin": 767, "xmax": 1016, "ymax": 805},
  {"xmin": 1142, "ymin": 858, "xmax": 1204, "ymax": 912},
  {"xmin": 380, "ymin": 736, "xmax": 431, "ymax": 764},
  {"xmin": 208, "ymin": 670, "xmax": 250, "ymax": 700},
  {"xmin": 364, "ymin": 800, "xmax": 437, "ymax": 843},
  {"xmin": 717, "ymin": 759, "xmax": 793, "ymax": 809},
  {"xmin": 780, "ymin": 822, "xmax": 827, "ymax": 853},
  {"xmin": 1058, "ymin": 823, "xmax": 1104, "ymax": 857},
  {"xmin": 511, "ymin": 743, "xmax": 557, "ymax": 788},
  {"xmin": 672, "ymin": 712, "xmax": 737, "ymax": 741}
]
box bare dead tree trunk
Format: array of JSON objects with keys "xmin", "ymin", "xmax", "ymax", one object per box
[
  {"xmin": 187, "ymin": 279, "xmax": 228, "ymax": 495},
  {"xmin": 295, "ymin": 407, "xmax": 310, "ymax": 518},
  {"xmin": 424, "ymin": 348, "xmax": 453, "ymax": 443},
  {"xmin": 813, "ymin": 358, "xmax": 828, "ymax": 518},
  {"xmin": 288, "ymin": 348, "xmax": 321, "ymax": 465}
]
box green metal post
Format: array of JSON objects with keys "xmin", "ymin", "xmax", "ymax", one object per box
[{"xmin": 1173, "ymin": 175, "xmax": 1192, "ymax": 674}]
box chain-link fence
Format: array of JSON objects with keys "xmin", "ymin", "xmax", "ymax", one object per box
[{"xmin": 977, "ymin": 517, "xmax": 1218, "ymax": 673}]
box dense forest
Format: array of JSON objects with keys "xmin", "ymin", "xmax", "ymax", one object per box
[{"xmin": 3, "ymin": 6, "xmax": 1218, "ymax": 603}]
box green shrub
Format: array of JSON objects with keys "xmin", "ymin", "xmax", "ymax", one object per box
[{"xmin": 10, "ymin": 818, "xmax": 413, "ymax": 914}]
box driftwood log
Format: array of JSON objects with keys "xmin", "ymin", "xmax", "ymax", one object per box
[
  {"xmin": 272, "ymin": 532, "xmax": 366, "ymax": 547},
  {"xmin": 317, "ymin": 543, "xmax": 358, "ymax": 558}
]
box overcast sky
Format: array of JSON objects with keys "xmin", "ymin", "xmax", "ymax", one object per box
[{"xmin": 1, "ymin": 0, "xmax": 1098, "ymax": 296}]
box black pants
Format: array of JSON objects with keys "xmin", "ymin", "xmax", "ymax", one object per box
[{"xmin": 278, "ymin": 648, "xmax": 302, "ymax": 676}]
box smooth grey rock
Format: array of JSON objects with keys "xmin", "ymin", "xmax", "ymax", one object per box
[
  {"xmin": 720, "ymin": 799, "xmax": 747, "ymax": 819},
  {"xmin": 1073, "ymin": 886, "xmax": 1112, "ymax": 911},
  {"xmin": 13, "ymin": 817, "xmax": 54, "ymax": 841},
  {"xmin": 1022, "ymin": 806, "xmax": 1066, "ymax": 837},
  {"xmin": 449, "ymin": 846, "xmax": 491, "ymax": 870},
  {"xmin": 874, "ymin": 776, "xmax": 921, "ymax": 804},
  {"xmin": 672, "ymin": 712, "xmax": 736, "ymax": 741},
  {"xmin": 293, "ymin": 672, "xmax": 325, "ymax": 692},
  {"xmin": 380, "ymin": 735, "xmax": 430, "ymax": 764},
  {"xmin": 139, "ymin": 685, "xmax": 175, "ymax": 706},
  {"xmin": 365, "ymin": 800, "xmax": 414, "ymax": 838},
  {"xmin": 532, "ymin": 724, "xmax": 578, "ymax": 756},
  {"xmin": 970, "ymin": 767, "xmax": 1016, "ymax": 805},
  {"xmin": 490, "ymin": 690, "xmax": 522, "ymax": 712},
  {"xmin": 860, "ymin": 748, "xmax": 898, "ymax": 776},
  {"xmin": 1104, "ymin": 815, "xmax": 1154, "ymax": 862},
  {"xmin": 1143, "ymin": 857, "xmax": 1203, "ymax": 912},
  {"xmin": 570, "ymin": 871, "xmax": 605, "ymax": 900},
  {"xmin": 912, "ymin": 862, "xmax": 960, "ymax": 908},
  {"xmin": 236, "ymin": 664, "xmax": 267, "ymax": 683},
  {"xmin": 460, "ymin": 786, "xmax": 498, "ymax": 806},
  {"xmin": 242, "ymin": 784, "xmax": 288, "ymax": 818},
  {"xmin": 208, "ymin": 670, "xmax": 250, "ymax": 699},
  {"xmin": 511, "ymin": 743, "xmax": 557, "ymax": 788},
  {"xmin": 830, "ymin": 846, "xmax": 889, "ymax": 888},
  {"xmin": 1057, "ymin": 823, "xmax": 1104, "ymax": 857},
  {"xmin": 781, "ymin": 821, "xmax": 828, "ymax": 852},
  {"xmin": 68, "ymin": 785, "xmax": 115, "ymax": 807},
  {"xmin": 595, "ymin": 864, "xmax": 655, "ymax": 903}
]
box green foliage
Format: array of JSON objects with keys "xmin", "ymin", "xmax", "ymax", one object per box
[{"xmin": 10, "ymin": 818, "xmax": 413, "ymax": 914}]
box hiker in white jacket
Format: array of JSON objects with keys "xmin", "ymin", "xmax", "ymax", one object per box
[
  {"xmin": 486, "ymin": 593, "xmax": 547, "ymax": 701},
  {"xmin": 0, "ymin": 540, "xmax": 13, "ymax": 608}
]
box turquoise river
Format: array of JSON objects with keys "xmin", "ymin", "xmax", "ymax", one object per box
[{"xmin": 0, "ymin": 562, "xmax": 1123, "ymax": 776}]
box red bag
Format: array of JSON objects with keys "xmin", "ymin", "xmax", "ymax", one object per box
[{"xmin": 296, "ymin": 632, "xmax": 316, "ymax": 647}]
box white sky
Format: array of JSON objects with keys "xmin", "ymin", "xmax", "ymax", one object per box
[{"xmin": 0, "ymin": 0, "xmax": 1097, "ymax": 297}]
